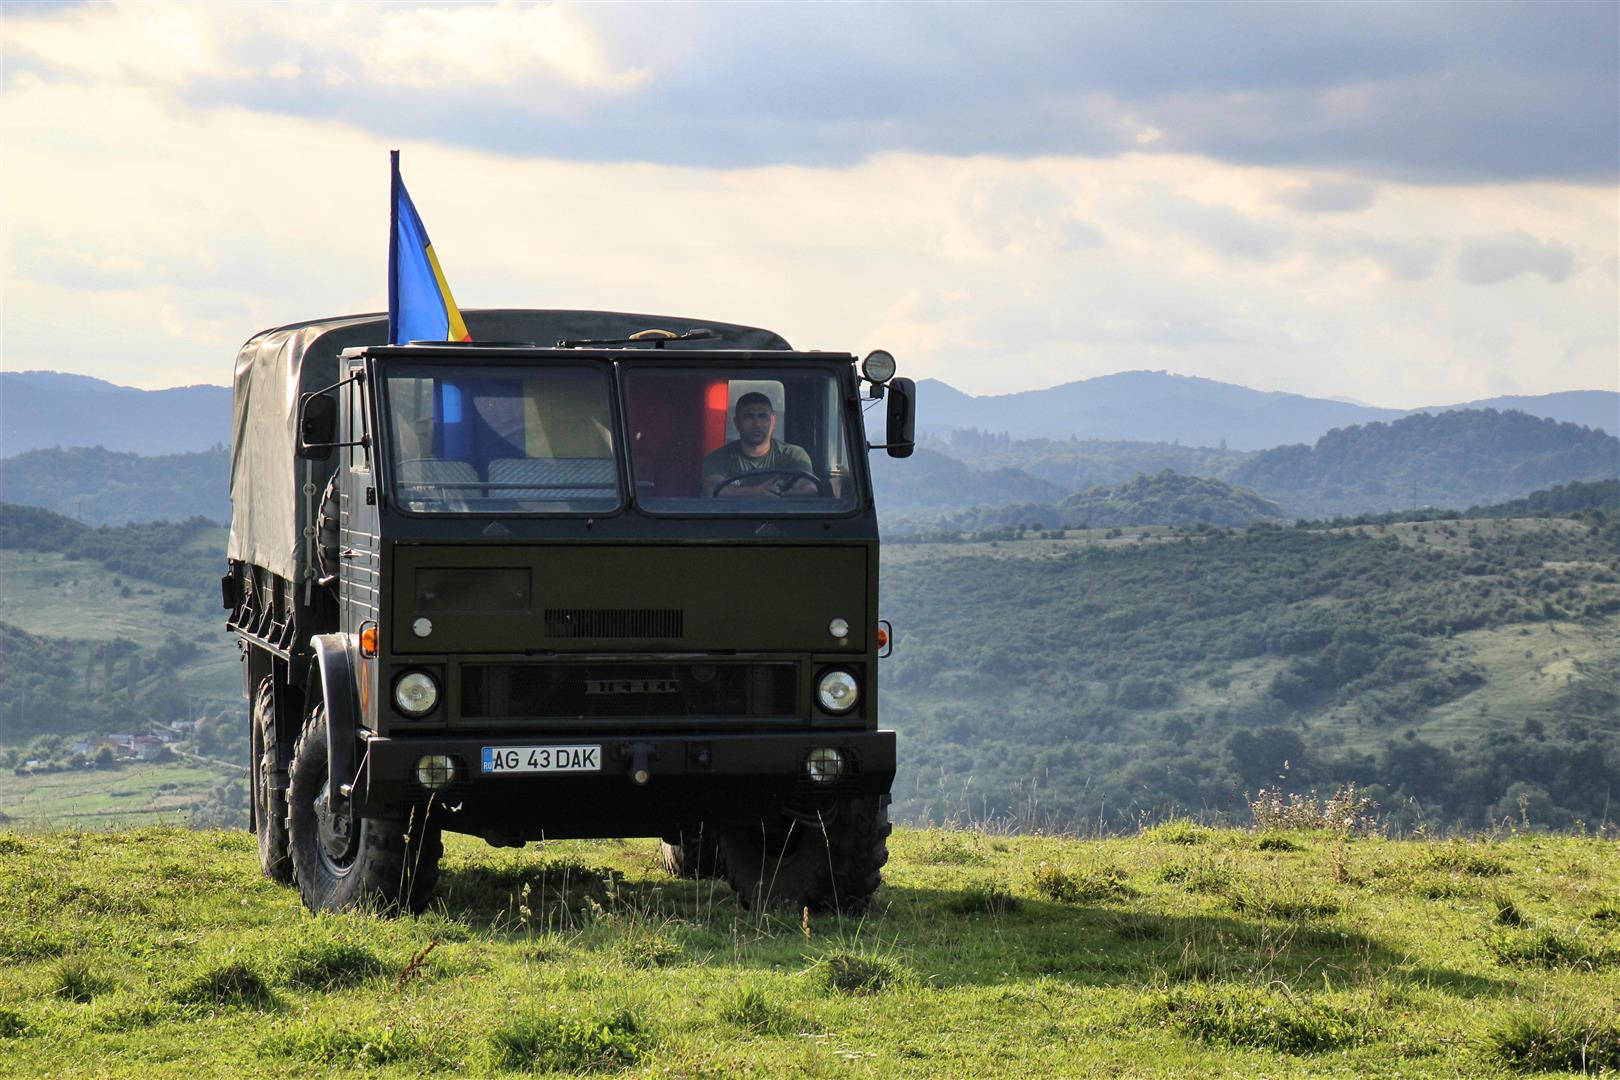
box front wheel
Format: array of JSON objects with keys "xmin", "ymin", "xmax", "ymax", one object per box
[
  {"xmin": 720, "ymin": 796, "xmax": 890, "ymax": 914},
  {"xmin": 287, "ymin": 703, "xmax": 442, "ymax": 914}
]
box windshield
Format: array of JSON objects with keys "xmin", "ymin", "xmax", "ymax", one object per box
[
  {"xmin": 383, "ymin": 365, "xmax": 620, "ymax": 514},
  {"xmin": 622, "ymin": 367, "xmax": 859, "ymax": 514}
]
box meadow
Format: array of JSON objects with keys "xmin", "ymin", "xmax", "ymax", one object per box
[{"xmin": 1, "ymin": 821, "xmax": 1615, "ymax": 1077}]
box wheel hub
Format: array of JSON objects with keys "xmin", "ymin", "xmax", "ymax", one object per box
[{"xmin": 313, "ymin": 786, "xmax": 356, "ymax": 864}]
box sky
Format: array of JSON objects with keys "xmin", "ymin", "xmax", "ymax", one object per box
[{"xmin": 1, "ymin": 1, "xmax": 1616, "ymax": 406}]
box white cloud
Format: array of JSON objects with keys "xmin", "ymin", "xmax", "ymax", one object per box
[
  {"xmin": 0, "ymin": 8, "xmax": 1614, "ymax": 408},
  {"xmin": 1456, "ymin": 231, "xmax": 1576, "ymax": 285}
]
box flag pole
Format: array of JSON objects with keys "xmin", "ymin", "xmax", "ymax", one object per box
[{"xmin": 387, "ymin": 149, "xmax": 401, "ymax": 345}]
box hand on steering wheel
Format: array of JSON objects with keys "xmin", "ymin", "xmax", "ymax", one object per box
[{"xmin": 712, "ymin": 469, "xmax": 830, "ymax": 498}]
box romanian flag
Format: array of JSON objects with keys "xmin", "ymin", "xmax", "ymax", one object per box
[{"xmin": 388, "ymin": 150, "xmax": 471, "ymax": 345}]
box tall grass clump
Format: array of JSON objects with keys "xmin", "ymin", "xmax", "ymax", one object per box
[
  {"xmin": 280, "ymin": 943, "xmax": 388, "ymax": 991},
  {"xmin": 171, "ymin": 961, "xmax": 277, "ymax": 1011},
  {"xmin": 1142, "ymin": 984, "xmax": 1365, "ymax": 1053},
  {"xmin": 1485, "ymin": 1007, "xmax": 1620, "ymax": 1072},
  {"xmin": 490, "ymin": 1009, "xmax": 653, "ymax": 1072},
  {"xmin": 808, "ymin": 947, "xmax": 905, "ymax": 996},
  {"xmin": 51, "ymin": 958, "xmax": 115, "ymax": 1003}
]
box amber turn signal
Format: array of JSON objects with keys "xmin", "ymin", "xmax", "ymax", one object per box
[
  {"xmin": 876, "ymin": 625, "xmax": 889, "ymax": 649},
  {"xmin": 360, "ymin": 624, "xmax": 379, "ymax": 657}
]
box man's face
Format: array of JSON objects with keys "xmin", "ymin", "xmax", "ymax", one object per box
[{"xmin": 735, "ymin": 402, "xmax": 776, "ymax": 450}]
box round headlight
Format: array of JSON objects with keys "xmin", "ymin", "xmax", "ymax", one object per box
[
  {"xmin": 861, "ymin": 350, "xmax": 897, "ymax": 383},
  {"xmin": 828, "ymin": 617, "xmax": 850, "ymax": 640},
  {"xmin": 805, "ymin": 747, "xmax": 846, "ymax": 784},
  {"xmin": 394, "ymin": 671, "xmax": 439, "ymax": 717},
  {"xmin": 415, "ymin": 754, "xmax": 456, "ymax": 791},
  {"xmin": 816, "ymin": 670, "xmax": 859, "ymax": 714}
]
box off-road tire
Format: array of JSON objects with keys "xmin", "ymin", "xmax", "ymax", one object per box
[
  {"xmin": 315, "ymin": 473, "xmax": 341, "ymax": 583},
  {"xmin": 287, "ymin": 704, "xmax": 442, "ymax": 914},
  {"xmin": 660, "ymin": 827, "xmax": 727, "ymax": 880},
  {"xmin": 719, "ymin": 795, "xmax": 891, "ymax": 914},
  {"xmin": 251, "ymin": 677, "xmax": 293, "ymax": 884}
]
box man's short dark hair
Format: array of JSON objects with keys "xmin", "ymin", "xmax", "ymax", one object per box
[{"xmin": 734, "ymin": 392, "xmax": 774, "ymax": 414}]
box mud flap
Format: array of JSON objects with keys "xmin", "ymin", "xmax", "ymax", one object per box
[{"xmin": 310, "ymin": 634, "xmax": 361, "ymax": 806}]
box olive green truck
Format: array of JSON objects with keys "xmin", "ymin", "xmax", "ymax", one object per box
[{"xmin": 225, "ymin": 309, "xmax": 915, "ymax": 914}]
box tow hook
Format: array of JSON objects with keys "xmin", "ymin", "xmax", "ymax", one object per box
[{"xmin": 622, "ymin": 742, "xmax": 656, "ymax": 786}]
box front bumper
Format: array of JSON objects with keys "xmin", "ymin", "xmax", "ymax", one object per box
[{"xmin": 349, "ymin": 729, "xmax": 896, "ymax": 840}]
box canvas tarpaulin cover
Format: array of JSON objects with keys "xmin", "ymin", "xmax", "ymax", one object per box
[{"xmin": 227, "ymin": 309, "xmax": 789, "ymax": 583}]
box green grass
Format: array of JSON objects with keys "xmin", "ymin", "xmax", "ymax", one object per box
[
  {"xmin": 0, "ymin": 825, "xmax": 1616, "ymax": 1076},
  {"xmin": 0, "ymin": 762, "xmax": 237, "ymax": 827}
]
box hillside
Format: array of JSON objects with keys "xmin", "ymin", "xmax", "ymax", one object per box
[
  {"xmin": 0, "ymin": 505, "xmax": 239, "ymax": 743},
  {"xmin": 868, "ymin": 446, "xmax": 1068, "ymax": 515},
  {"xmin": 0, "ymin": 372, "xmax": 232, "ymax": 456},
  {"xmin": 1233, "ymin": 410, "xmax": 1620, "ymax": 519},
  {"xmin": 881, "ymin": 508, "xmax": 1620, "ymax": 832},
  {"xmin": 1057, "ymin": 471, "xmax": 1283, "ymax": 528},
  {"xmin": 0, "ymin": 446, "xmax": 231, "ymax": 526},
  {"xmin": 0, "ymin": 826, "xmax": 1614, "ymax": 1077}
]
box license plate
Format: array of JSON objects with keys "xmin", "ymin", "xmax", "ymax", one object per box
[{"xmin": 481, "ymin": 745, "xmax": 602, "ymax": 774}]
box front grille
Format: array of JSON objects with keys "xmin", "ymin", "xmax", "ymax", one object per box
[
  {"xmin": 462, "ymin": 662, "xmax": 795, "ymax": 720},
  {"xmin": 544, "ymin": 608, "xmax": 683, "ymax": 639}
]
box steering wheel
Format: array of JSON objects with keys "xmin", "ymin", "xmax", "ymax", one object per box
[{"xmin": 712, "ymin": 469, "xmax": 831, "ymax": 498}]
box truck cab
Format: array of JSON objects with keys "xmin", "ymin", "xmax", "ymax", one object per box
[{"xmin": 225, "ymin": 309, "xmax": 913, "ymax": 914}]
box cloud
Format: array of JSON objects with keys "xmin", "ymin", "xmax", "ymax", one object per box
[
  {"xmin": 1276, "ymin": 177, "xmax": 1377, "ymax": 213},
  {"xmin": 1456, "ymin": 231, "xmax": 1576, "ymax": 285},
  {"xmin": 3, "ymin": 3, "xmax": 1614, "ymax": 182}
]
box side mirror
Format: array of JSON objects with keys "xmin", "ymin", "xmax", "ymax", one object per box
[
  {"xmin": 885, "ymin": 377, "xmax": 915, "ymax": 459},
  {"xmin": 297, "ymin": 392, "xmax": 338, "ymax": 460}
]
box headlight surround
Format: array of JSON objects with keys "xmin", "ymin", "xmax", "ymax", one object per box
[
  {"xmin": 816, "ymin": 669, "xmax": 859, "ymax": 714},
  {"xmin": 394, "ymin": 671, "xmax": 439, "ymax": 717}
]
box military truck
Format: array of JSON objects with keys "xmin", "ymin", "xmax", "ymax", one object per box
[{"xmin": 225, "ymin": 309, "xmax": 914, "ymax": 914}]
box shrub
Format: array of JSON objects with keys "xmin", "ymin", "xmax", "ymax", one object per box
[
  {"xmin": 1255, "ymin": 833, "xmax": 1302, "ymax": 852},
  {"xmin": 490, "ymin": 1009, "xmax": 653, "ymax": 1072}
]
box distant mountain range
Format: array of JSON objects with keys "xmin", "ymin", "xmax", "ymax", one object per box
[
  {"xmin": 4, "ymin": 368, "xmax": 1614, "ymax": 458},
  {"xmin": 918, "ymin": 371, "xmax": 1618, "ymax": 450},
  {"xmin": 1, "ymin": 371, "xmax": 232, "ymax": 456}
]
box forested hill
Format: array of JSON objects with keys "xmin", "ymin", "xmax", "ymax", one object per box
[
  {"xmin": 1058, "ymin": 471, "xmax": 1283, "ymax": 528},
  {"xmin": 0, "ymin": 446, "xmax": 230, "ymax": 527},
  {"xmin": 882, "ymin": 502, "xmax": 1619, "ymax": 832},
  {"xmin": 1231, "ymin": 409, "xmax": 1620, "ymax": 519}
]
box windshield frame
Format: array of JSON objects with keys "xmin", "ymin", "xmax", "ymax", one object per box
[
  {"xmin": 375, "ymin": 357, "xmax": 629, "ymax": 519},
  {"xmin": 615, "ymin": 357, "xmax": 870, "ymax": 520}
]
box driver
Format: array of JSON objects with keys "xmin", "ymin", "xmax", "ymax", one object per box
[{"xmin": 702, "ymin": 392, "xmax": 818, "ymax": 497}]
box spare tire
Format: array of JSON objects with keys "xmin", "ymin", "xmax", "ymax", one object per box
[{"xmin": 315, "ymin": 473, "xmax": 340, "ymax": 584}]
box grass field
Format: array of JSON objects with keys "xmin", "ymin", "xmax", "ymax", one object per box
[
  {"xmin": 0, "ymin": 547, "xmax": 239, "ymax": 705},
  {"xmin": 1, "ymin": 824, "xmax": 1615, "ymax": 1077},
  {"xmin": 0, "ymin": 761, "xmax": 239, "ymax": 829}
]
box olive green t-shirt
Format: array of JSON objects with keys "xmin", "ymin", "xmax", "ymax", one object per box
[{"xmin": 701, "ymin": 440, "xmax": 813, "ymax": 491}]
